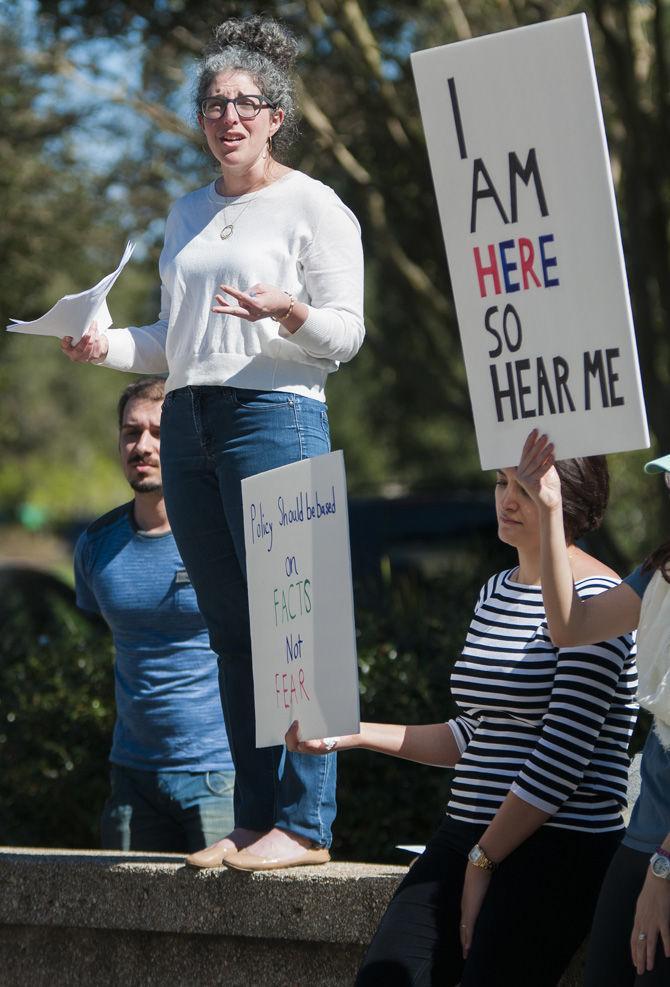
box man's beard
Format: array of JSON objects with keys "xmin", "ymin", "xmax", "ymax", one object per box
[{"xmin": 129, "ymin": 478, "xmax": 163, "ymax": 494}]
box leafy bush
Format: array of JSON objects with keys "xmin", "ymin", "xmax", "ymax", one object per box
[
  {"xmin": 0, "ymin": 535, "xmax": 510, "ymax": 856},
  {"xmin": 1, "ymin": 531, "xmax": 645, "ymax": 861},
  {"xmin": 0, "ymin": 569, "xmax": 115, "ymax": 848},
  {"xmin": 334, "ymin": 532, "xmax": 513, "ymax": 863}
]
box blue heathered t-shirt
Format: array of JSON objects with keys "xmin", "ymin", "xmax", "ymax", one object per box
[
  {"xmin": 622, "ymin": 564, "xmax": 670, "ymax": 853},
  {"xmin": 74, "ymin": 502, "xmax": 233, "ymax": 772}
]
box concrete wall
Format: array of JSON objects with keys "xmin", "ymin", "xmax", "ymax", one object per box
[
  {"xmin": 0, "ymin": 848, "xmax": 589, "ymax": 986},
  {"xmin": 0, "ymin": 850, "xmax": 402, "ymax": 986},
  {"xmin": 0, "ymin": 758, "xmax": 640, "ymax": 984}
]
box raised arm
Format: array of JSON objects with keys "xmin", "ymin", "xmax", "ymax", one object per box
[
  {"xmin": 515, "ymin": 430, "xmax": 641, "ymax": 645},
  {"xmin": 285, "ymin": 719, "xmax": 462, "ymax": 768}
]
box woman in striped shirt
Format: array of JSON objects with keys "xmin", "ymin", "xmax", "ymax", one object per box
[{"xmin": 287, "ymin": 454, "xmax": 637, "ymax": 986}]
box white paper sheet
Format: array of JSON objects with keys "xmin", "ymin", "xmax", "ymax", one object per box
[{"xmin": 6, "ymin": 241, "xmax": 135, "ymax": 343}]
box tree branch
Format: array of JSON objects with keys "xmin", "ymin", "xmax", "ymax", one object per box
[
  {"xmin": 48, "ymin": 52, "xmax": 198, "ymax": 143},
  {"xmin": 299, "ymin": 85, "xmax": 449, "ymax": 307},
  {"xmin": 441, "ymin": 0, "xmax": 472, "ymax": 41},
  {"xmin": 324, "ymin": 0, "xmax": 419, "ymax": 148}
]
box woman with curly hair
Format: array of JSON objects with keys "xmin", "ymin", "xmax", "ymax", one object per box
[{"xmin": 62, "ymin": 15, "xmax": 365, "ymax": 871}]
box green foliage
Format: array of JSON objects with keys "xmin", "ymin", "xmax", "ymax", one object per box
[
  {"xmin": 0, "ymin": 0, "xmax": 667, "ymax": 855},
  {"xmin": 0, "ymin": 573, "xmax": 115, "ymax": 848},
  {"xmin": 2, "ymin": 1, "xmax": 670, "ymax": 524},
  {"xmin": 0, "ymin": 29, "xmax": 158, "ymax": 523},
  {"xmin": 0, "ymin": 531, "xmax": 513, "ymax": 858},
  {"xmin": 0, "ymin": 528, "xmax": 646, "ymax": 861}
]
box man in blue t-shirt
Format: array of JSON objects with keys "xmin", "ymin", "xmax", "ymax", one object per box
[{"xmin": 74, "ymin": 377, "xmax": 234, "ymax": 852}]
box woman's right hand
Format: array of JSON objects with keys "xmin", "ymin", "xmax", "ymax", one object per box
[
  {"xmin": 285, "ymin": 720, "xmax": 357, "ymax": 755},
  {"xmin": 60, "ymin": 321, "xmax": 109, "ymax": 364},
  {"xmin": 515, "ymin": 429, "xmax": 562, "ymax": 513},
  {"xmin": 631, "ymin": 866, "xmax": 670, "ymax": 975}
]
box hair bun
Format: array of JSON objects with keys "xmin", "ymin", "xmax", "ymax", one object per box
[{"xmin": 209, "ymin": 16, "xmax": 299, "ymax": 74}]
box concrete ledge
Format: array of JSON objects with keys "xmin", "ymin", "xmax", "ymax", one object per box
[
  {"xmin": 8, "ymin": 755, "xmax": 645, "ymax": 987},
  {"xmin": 0, "ymin": 849, "xmax": 403, "ymax": 945},
  {"xmin": 0, "ymin": 846, "xmax": 590, "ymax": 985},
  {"xmin": 0, "ymin": 849, "xmax": 408, "ymax": 986}
]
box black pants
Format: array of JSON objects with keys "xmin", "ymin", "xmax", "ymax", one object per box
[
  {"xmin": 585, "ymin": 843, "xmax": 670, "ymax": 987},
  {"xmin": 356, "ymin": 816, "xmax": 621, "ymax": 987}
]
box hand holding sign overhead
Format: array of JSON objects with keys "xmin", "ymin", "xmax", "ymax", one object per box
[
  {"xmin": 513, "ymin": 430, "xmax": 562, "ymax": 514},
  {"xmin": 6, "ymin": 241, "xmax": 135, "ymax": 345},
  {"xmin": 411, "ymin": 14, "xmax": 649, "ymax": 468}
]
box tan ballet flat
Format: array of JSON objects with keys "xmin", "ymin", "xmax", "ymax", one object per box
[
  {"xmin": 185, "ymin": 841, "xmax": 238, "ymax": 869},
  {"xmin": 223, "ymin": 846, "xmax": 330, "ymax": 872}
]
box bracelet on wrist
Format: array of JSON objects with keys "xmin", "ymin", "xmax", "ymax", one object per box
[
  {"xmin": 271, "ymin": 292, "xmax": 295, "ymax": 323},
  {"xmin": 468, "ymin": 843, "xmax": 498, "ymax": 871},
  {"xmin": 650, "ymin": 847, "xmax": 670, "ymax": 880}
]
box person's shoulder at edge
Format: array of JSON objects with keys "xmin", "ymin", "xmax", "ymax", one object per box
[
  {"xmin": 623, "ymin": 563, "xmax": 656, "ymax": 600},
  {"xmin": 172, "ymin": 180, "xmax": 216, "ymax": 208},
  {"xmin": 74, "ymin": 503, "xmax": 133, "ymax": 615},
  {"xmin": 476, "ymin": 567, "xmax": 515, "ymax": 606},
  {"xmin": 161, "ymin": 183, "xmax": 216, "ymax": 231},
  {"xmin": 571, "ymin": 550, "xmax": 620, "ymax": 586},
  {"xmin": 74, "ymin": 502, "xmax": 144, "ymax": 606},
  {"xmin": 79, "ymin": 501, "xmax": 135, "ymax": 546},
  {"xmin": 282, "ymin": 170, "xmax": 361, "ymax": 228}
]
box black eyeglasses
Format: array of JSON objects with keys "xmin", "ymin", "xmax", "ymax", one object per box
[{"xmin": 200, "ymin": 94, "xmax": 277, "ymax": 121}]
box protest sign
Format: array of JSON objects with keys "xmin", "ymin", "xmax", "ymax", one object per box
[
  {"xmin": 242, "ymin": 450, "xmax": 360, "ymax": 748},
  {"xmin": 411, "ymin": 14, "xmax": 649, "ymax": 469}
]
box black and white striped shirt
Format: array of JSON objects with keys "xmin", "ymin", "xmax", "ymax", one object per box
[{"xmin": 447, "ymin": 569, "xmax": 638, "ymax": 833}]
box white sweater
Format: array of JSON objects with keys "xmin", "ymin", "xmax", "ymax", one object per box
[{"xmin": 102, "ymin": 171, "xmax": 365, "ymax": 400}]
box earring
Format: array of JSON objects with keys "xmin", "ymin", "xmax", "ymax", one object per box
[{"xmin": 267, "ymin": 135, "xmax": 273, "ymax": 156}]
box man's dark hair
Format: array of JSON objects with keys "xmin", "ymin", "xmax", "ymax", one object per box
[
  {"xmin": 117, "ymin": 377, "xmax": 166, "ymax": 429},
  {"xmin": 554, "ymin": 455, "xmax": 609, "ymax": 544}
]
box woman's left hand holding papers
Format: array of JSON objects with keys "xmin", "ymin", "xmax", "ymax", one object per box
[{"xmin": 60, "ymin": 321, "xmax": 109, "ymax": 364}]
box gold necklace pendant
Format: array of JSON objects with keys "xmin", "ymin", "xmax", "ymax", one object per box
[{"xmin": 218, "ymin": 186, "xmax": 262, "ymax": 240}]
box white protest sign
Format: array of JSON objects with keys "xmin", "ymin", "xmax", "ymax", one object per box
[
  {"xmin": 242, "ymin": 450, "xmax": 360, "ymax": 748},
  {"xmin": 411, "ymin": 14, "xmax": 649, "ymax": 469}
]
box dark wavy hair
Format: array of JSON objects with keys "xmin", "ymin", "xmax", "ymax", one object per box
[
  {"xmin": 195, "ymin": 15, "xmax": 300, "ymax": 158},
  {"xmin": 554, "ymin": 455, "xmax": 609, "ymax": 544}
]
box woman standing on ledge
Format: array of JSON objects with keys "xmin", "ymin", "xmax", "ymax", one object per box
[
  {"xmin": 288, "ymin": 453, "xmax": 637, "ymax": 985},
  {"xmin": 62, "ymin": 16, "xmax": 365, "ymax": 871}
]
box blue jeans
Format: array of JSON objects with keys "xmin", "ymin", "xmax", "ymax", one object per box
[
  {"xmin": 100, "ymin": 764, "xmax": 235, "ymax": 852},
  {"xmin": 160, "ymin": 386, "xmax": 337, "ymax": 847}
]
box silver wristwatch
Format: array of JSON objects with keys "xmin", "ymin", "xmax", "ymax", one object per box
[
  {"xmin": 650, "ymin": 848, "xmax": 670, "ymax": 881},
  {"xmin": 468, "ymin": 843, "xmax": 497, "ymax": 872}
]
